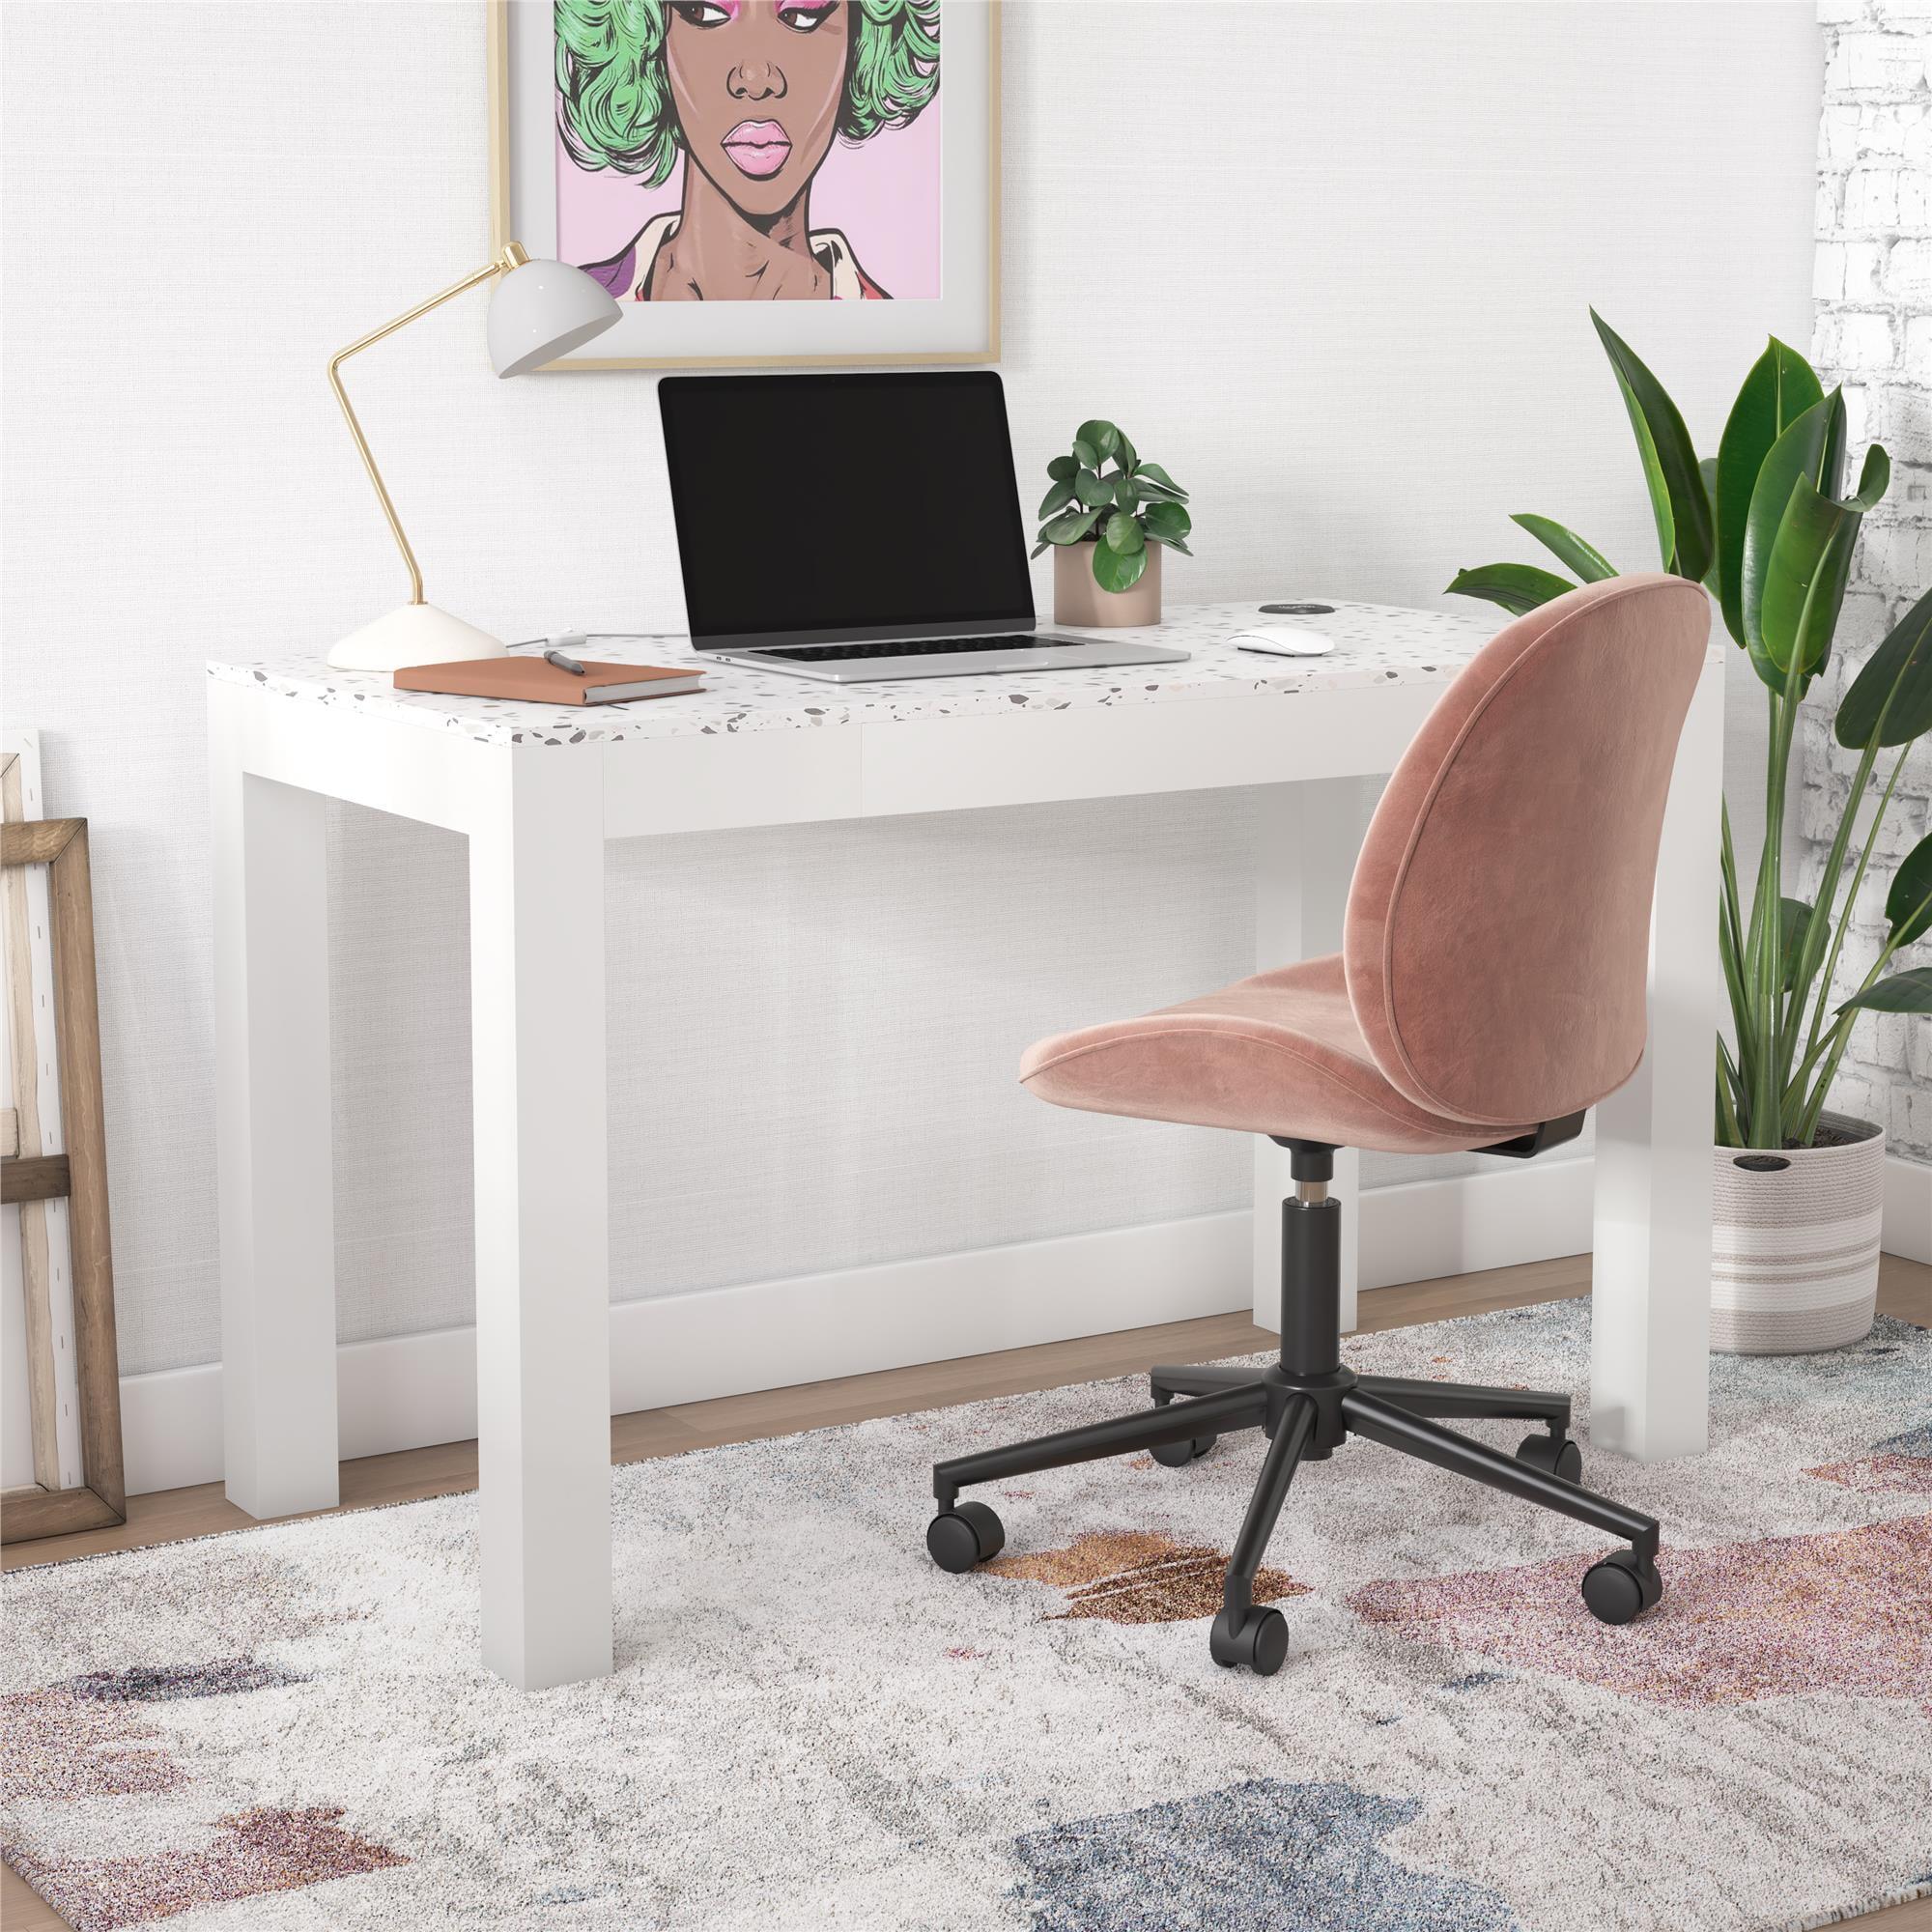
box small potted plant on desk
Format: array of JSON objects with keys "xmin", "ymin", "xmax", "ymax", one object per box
[
  {"xmin": 1450, "ymin": 311, "xmax": 1932, "ymax": 1354},
  {"xmin": 1034, "ymin": 419, "xmax": 1192, "ymax": 627}
]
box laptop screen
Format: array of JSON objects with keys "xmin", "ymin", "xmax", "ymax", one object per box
[{"xmin": 659, "ymin": 372, "xmax": 1036, "ymax": 647}]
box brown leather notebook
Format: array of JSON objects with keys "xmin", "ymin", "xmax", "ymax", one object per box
[{"xmin": 392, "ymin": 658, "xmax": 704, "ymax": 706}]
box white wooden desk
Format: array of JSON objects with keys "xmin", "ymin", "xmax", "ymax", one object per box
[{"xmin": 209, "ymin": 600, "xmax": 1722, "ymax": 1690}]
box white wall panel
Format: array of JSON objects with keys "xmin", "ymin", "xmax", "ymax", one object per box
[{"xmin": 1, "ymin": 3, "xmax": 1819, "ymax": 1373}]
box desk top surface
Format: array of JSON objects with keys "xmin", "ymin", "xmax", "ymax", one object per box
[{"xmin": 210, "ymin": 600, "xmax": 1502, "ymax": 749}]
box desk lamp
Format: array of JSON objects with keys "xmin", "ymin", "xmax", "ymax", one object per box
[{"xmin": 327, "ymin": 242, "xmax": 620, "ymax": 671}]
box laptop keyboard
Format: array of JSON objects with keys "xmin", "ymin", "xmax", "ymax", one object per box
[{"xmin": 751, "ymin": 637, "xmax": 1051, "ymax": 663}]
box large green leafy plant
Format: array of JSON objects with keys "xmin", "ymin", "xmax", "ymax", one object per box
[
  {"xmin": 1449, "ymin": 313, "xmax": 1932, "ymax": 1151},
  {"xmin": 1033, "ymin": 419, "xmax": 1192, "ymax": 594}
]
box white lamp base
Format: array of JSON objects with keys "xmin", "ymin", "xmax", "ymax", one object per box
[{"xmin": 327, "ymin": 602, "xmax": 506, "ymax": 672}]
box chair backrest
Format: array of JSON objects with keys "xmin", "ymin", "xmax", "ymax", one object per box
[{"xmin": 1344, "ymin": 574, "xmax": 1710, "ymax": 1128}]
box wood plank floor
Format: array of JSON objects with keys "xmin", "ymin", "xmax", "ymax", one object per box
[{"xmin": 7, "ymin": 1254, "xmax": 1929, "ymax": 1932}]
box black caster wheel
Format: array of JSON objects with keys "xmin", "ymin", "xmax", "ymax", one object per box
[
  {"xmin": 1151, "ymin": 1432, "xmax": 1218, "ymax": 1467},
  {"xmin": 1515, "ymin": 1432, "xmax": 1582, "ymax": 1482},
  {"xmin": 926, "ymin": 1500, "xmax": 1006, "ymax": 1574},
  {"xmin": 1580, "ymin": 1548, "xmax": 1662, "ymax": 1626},
  {"xmin": 1208, "ymin": 1605, "xmax": 1289, "ymax": 1676}
]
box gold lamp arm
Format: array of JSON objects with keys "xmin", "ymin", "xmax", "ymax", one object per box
[{"xmin": 327, "ymin": 242, "xmax": 529, "ymax": 607}]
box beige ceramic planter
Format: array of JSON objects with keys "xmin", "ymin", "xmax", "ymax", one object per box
[
  {"xmin": 1054, "ymin": 540, "xmax": 1161, "ymax": 628},
  {"xmin": 1710, "ymin": 1111, "xmax": 1883, "ymax": 1353}
]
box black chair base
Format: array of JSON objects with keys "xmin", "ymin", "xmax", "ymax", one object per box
[{"xmin": 925, "ymin": 1140, "xmax": 1662, "ymax": 1675}]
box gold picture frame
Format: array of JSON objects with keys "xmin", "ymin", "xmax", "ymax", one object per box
[
  {"xmin": 1, "ymin": 810, "xmax": 126, "ymax": 1544},
  {"xmin": 487, "ymin": 0, "xmax": 1000, "ymax": 371}
]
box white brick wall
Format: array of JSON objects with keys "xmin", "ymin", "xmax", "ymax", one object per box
[{"xmin": 1798, "ymin": 0, "xmax": 1932, "ymax": 1154}]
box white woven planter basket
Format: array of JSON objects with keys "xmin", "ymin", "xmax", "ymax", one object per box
[{"xmin": 1710, "ymin": 1111, "xmax": 1883, "ymax": 1354}]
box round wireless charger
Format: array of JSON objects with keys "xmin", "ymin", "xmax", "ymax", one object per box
[{"xmin": 1260, "ymin": 602, "xmax": 1335, "ymax": 616}]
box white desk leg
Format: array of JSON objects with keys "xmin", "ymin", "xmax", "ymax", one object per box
[
  {"xmin": 212, "ymin": 687, "xmax": 340, "ymax": 1519},
  {"xmin": 1591, "ymin": 655, "xmax": 1723, "ymax": 1462},
  {"xmin": 469, "ymin": 750, "xmax": 612, "ymax": 1690},
  {"xmin": 1253, "ymin": 780, "xmax": 1362, "ymax": 1336}
]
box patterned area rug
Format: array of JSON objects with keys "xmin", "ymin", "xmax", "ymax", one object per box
[{"xmin": 4, "ymin": 1301, "xmax": 1927, "ymax": 1931}]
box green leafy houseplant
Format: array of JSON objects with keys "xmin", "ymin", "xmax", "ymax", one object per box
[
  {"xmin": 1448, "ymin": 312, "xmax": 1932, "ymax": 1151},
  {"xmin": 1033, "ymin": 419, "xmax": 1193, "ymax": 594}
]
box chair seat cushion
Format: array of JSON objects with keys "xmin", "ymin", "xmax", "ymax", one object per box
[{"xmin": 1019, "ymin": 954, "xmax": 1537, "ymax": 1154}]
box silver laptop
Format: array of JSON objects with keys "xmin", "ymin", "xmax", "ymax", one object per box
[{"xmin": 657, "ymin": 372, "xmax": 1190, "ymax": 683}]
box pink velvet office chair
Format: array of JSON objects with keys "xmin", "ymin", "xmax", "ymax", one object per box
[{"xmin": 924, "ymin": 574, "xmax": 1711, "ymax": 1676}]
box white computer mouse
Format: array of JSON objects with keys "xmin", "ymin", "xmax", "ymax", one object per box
[{"xmin": 1229, "ymin": 625, "xmax": 1334, "ymax": 658}]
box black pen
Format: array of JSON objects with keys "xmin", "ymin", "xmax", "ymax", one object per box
[{"xmin": 543, "ymin": 632, "xmax": 588, "ymax": 675}]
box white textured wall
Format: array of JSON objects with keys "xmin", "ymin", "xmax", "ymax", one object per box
[
  {"xmin": 1795, "ymin": 0, "xmax": 1932, "ymax": 1155},
  {"xmin": 1, "ymin": 2, "xmax": 1821, "ymax": 1375}
]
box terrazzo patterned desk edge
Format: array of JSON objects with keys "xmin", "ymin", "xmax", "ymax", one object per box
[{"xmin": 208, "ymin": 602, "xmax": 1501, "ymax": 749}]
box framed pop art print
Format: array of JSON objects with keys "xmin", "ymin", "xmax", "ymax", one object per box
[{"xmin": 489, "ymin": 0, "xmax": 998, "ymax": 369}]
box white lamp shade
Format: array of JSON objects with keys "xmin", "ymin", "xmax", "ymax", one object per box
[{"xmin": 487, "ymin": 258, "xmax": 620, "ymax": 378}]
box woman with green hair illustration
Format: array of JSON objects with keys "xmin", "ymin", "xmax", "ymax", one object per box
[{"xmin": 557, "ymin": 0, "xmax": 940, "ymax": 301}]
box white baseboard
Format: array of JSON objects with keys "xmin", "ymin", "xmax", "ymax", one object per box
[
  {"xmin": 123, "ymin": 1208, "xmax": 1255, "ymax": 1496},
  {"xmin": 1883, "ymin": 1151, "xmax": 1932, "ymax": 1264},
  {"xmin": 1358, "ymin": 1154, "xmax": 1596, "ymax": 1292},
  {"xmin": 117, "ymin": 1151, "xmax": 1932, "ymax": 1496}
]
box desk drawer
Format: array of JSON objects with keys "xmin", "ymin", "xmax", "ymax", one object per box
[
  {"xmin": 603, "ymin": 726, "xmax": 863, "ymax": 837},
  {"xmin": 857, "ymin": 684, "xmax": 1441, "ymax": 816}
]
